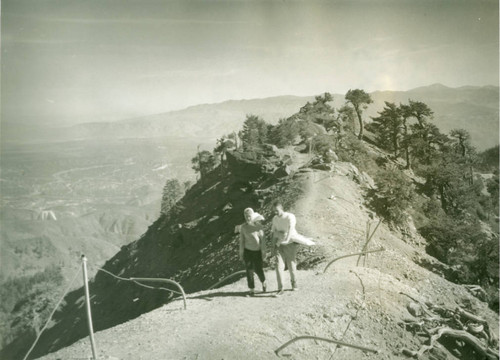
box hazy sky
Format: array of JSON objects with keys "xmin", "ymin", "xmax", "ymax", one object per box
[{"xmin": 1, "ymin": 0, "xmax": 498, "ymax": 125}]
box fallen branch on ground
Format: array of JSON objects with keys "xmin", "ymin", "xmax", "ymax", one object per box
[
  {"xmin": 464, "ymin": 284, "xmax": 488, "ymax": 302},
  {"xmin": 399, "ymin": 293, "xmax": 499, "ymax": 359},
  {"xmin": 399, "ymin": 292, "xmax": 440, "ymax": 320},
  {"xmin": 323, "ymin": 247, "xmax": 385, "ymax": 273},
  {"xmin": 274, "ymin": 335, "xmax": 378, "ymax": 357},
  {"xmin": 402, "ymin": 327, "xmax": 499, "ymax": 360},
  {"xmin": 455, "ymin": 307, "xmax": 487, "ymax": 325}
]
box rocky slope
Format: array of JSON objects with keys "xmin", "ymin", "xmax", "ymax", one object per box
[{"xmin": 5, "ymin": 144, "xmax": 499, "ymax": 360}]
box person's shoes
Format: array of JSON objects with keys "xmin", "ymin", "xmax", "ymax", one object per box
[
  {"xmin": 248, "ymin": 289, "xmax": 255, "ymax": 296},
  {"xmin": 291, "ymin": 281, "xmax": 298, "ymax": 291},
  {"xmin": 274, "ymin": 289, "xmax": 284, "ymax": 297},
  {"xmin": 262, "ymin": 281, "xmax": 267, "ymax": 293}
]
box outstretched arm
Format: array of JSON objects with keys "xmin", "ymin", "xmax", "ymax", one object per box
[{"xmin": 260, "ymin": 230, "xmax": 267, "ymax": 258}]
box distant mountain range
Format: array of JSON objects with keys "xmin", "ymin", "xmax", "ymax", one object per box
[
  {"xmin": 61, "ymin": 95, "xmax": 319, "ymax": 142},
  {"xmin": 3, "ymin": 84, "xmax": 498, "ymax": 150},
  {"xmin": 71, "ymin": 84, "xmax": 500, "ymax": 150},
  {"xmin": 369, "ymin": 84, "xmax": 499, "ymax": 150}
]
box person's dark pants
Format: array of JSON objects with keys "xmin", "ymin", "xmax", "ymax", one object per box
[{"xmin": 243, "ymin": 249, "xmax": 265, "ymax": 289}]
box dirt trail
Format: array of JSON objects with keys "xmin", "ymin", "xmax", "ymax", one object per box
[
  {"xmin": 39, "ymin": 261, "xmax": 494, "ymax": 360},
  {"xmin": 36, "ymin": 267, "xmax": 412, "ymax": 360},
  {"xmin": 36, "ymin": 165, "xmax": 499, "ymax": 360}
]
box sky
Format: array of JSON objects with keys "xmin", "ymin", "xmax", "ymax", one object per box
[{"xmin": 1, "ymin": 0, "xmax": 499, "ymax": 125}]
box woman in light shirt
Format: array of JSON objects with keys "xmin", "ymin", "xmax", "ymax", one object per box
[
  {"xmin": 239, "ymin": 208, "xmax": 267, "ymax": 295},
  {"xmin": 271, "ymin": 201, "xmax": 314, "ymax": 295}
]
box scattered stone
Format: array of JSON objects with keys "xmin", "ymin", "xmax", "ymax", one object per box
[
  {"xmin": 274, "ymin": 165, "xmax": 292, "ymax": 178},
  {"xmin": 407, "ymin": 302, "xmax": 422, "ymax": 317},
  {"xmin": 311, "ymin": 163, "xmax": 333, "ymax": 171},
  {"xmin": 282, "ymin": 154, "xmax": 293, "ymax": 165},
  {"xmin": 326, "ymin": 149, "xmax": 339, "ymax": 162},
  {"xmin": 294, "ymin": 144, "xmax": 307, "ymax": 152}
]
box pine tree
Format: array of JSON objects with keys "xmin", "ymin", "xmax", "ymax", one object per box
[
  {"xmin": 345, "ymin": 89, "xmax": 373, "ymax": 140},
  {"xmin": 269, "ymin": 118, "xmax": 300, "ymax": 147},
  {"xmin": 240, "ymin": 114, "xmax": 269, "ymax": 150},
  {"xmin": 161, "ymin": 179, "xmax": 182, "ymax": 215},
  {"xmin": 191, "ymin": 150, "xmax": 217, "ymax": 183},
  {"xmin": 367, "ymin": 101, "xmax": 403, "ymax": 157},
  {"xmin": 299, "ymin": 92, "xmax": 336, "ymax": 130}
]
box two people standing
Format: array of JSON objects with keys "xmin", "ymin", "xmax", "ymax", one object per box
[{"xmin": 238, "ymin": 202, "xmax": 315, "ymax": 296}]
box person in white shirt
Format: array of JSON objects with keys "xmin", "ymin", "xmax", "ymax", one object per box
[
  {"xmin": 239, "ymin": 208, "xmax": 267, "ymax": 295},
  {"xmin": 271, "ymin": 201, "xmax": 314, "ymax": 295}
]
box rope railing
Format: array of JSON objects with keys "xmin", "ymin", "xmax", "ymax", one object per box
[
  {"xmin": 208, "ymin": 270, "xmax": 247, "ymax": 290},
  {"xmin": 96, "ymin": 267, "xmax": 187, "ymax": 310},
  {"xmin": 332, "ymin": 223, "xmax": 365, "ymax": 234},
  {"xmin": 23, "ymin": 260, "xmax": 189, "ymax": 360},
  {"xmin": 97, "ymin": 267, "xmax": 183, "ymax": 296},
  {"xmin": 23, "ymin": 267, "xmax": 82, "ymax": 360},
  {"xmin": 132, "ymin": 280, "xmax": 182, "ymax": 296},
  {"xmin": 129, "ymin": 277, "xmax": 187, "ymax": 310},
  {"xmin": 323, "ymin": 247, "xmax": 385, "ymax": 273}
]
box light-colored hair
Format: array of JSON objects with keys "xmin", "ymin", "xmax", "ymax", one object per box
[
  {"xmin": 272, "ymin": 200, "xmax": 283, "ymax": 209},
  {"xmin": 244, "ymin": 208, "xmax": 254, "ymax": 215}
]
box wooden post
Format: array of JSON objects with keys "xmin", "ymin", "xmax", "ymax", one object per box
[
  {"xmin": 356, "ymin": 219, "xmax": 381, "ymax": 266},
  {"xmin": 81, "ymin": 255, "xmax": 98, "ymax": 359}
]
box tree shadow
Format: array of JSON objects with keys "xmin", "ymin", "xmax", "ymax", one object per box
[{"xmin": 438, "ymin": 337, "xmax": 489, "ymax": 360}]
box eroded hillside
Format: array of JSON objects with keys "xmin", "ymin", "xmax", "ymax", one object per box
[{"xmin": 4, "ymin": 143, "xmax": 499, "ymax": 360}]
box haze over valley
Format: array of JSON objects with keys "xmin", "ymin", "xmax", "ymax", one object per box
[
  {"xmin": 0, "ymin": 84, "xmax": 498, "ymax": 284},
  {"xmin": 0, "ymin": 136, "xmax": 214, "ymax": 279}
]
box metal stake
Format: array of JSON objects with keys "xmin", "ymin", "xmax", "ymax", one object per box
[{"xmin": 82, "ymin": 255, "xmax": 98, "ymax": 359}]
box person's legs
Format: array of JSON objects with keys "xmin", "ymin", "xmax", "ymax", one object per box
[
  {"xmin": 253, "ymin": 251, "xmax": 266, "ymax": 284},
  {"xmin": 243, "ymin": 249, "xmax": 255, "ymax": 290},
  {"xmin": 282, "ymin": 243, "xmax": 298, "ymax": 289},
  {"xmin": 248, "ymin": 250, "xmax": 266, "ymax": 292},
  {"xmin": 275, "ymin": 247, "xmax": 286, "ymax": 291}
]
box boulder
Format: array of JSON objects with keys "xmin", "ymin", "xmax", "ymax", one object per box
[
  {"xmin": 326, "ymin": 149, "xmax": 339, "ymax": 162},
  {"xmin": 311, "ymin": 163, "xmax": 334, "ymax": 171},
  {"xmin": 294, "ymin": 144, "xmax": 307, "ymax": 152},
  {"xmin": 274, "ymin": 165, "xmax": 292, "ymax": 178},
  {"xmin": 407, "ymin": 302, "xmax": 423, "ymax": 317},
  {"xmin": 226, "ymin": 151, "xmax": 264, "ymax": 180},
  {"xmin": 360, "ymin": 171, "xmax": 376, "ymax": 189},
  {"xmin": 281, "ymin": 154, "xmax": 293, "ymax": 165}
]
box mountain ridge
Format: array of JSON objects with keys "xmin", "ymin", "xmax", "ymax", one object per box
[
  {"xmin": 68, "ymin": 84, "xmax": 500, "ymax": 150},
  {"xmin": 3, "ymin": 84, "xmax": 498, "ymax": 150}
]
